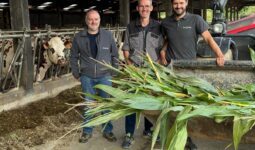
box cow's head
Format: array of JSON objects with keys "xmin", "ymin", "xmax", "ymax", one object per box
[{"xmin": 43, "ymin": 37, "xmax": 67, "ymax": 65}]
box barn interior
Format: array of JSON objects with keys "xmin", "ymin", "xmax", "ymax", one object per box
[
  {"xmin": 0, "ymin": 0, "xmax": 254, "ymax": 110},
  {"xmin": 0, "ymin": 0, "xmax": 254, "ymax": 29}
]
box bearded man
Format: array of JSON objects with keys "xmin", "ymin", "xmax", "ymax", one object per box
[{"xmin": 161, "ymin": 0, "xmax": 225, "ymax": 67}]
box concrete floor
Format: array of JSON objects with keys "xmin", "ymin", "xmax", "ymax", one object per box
[{"xmin": 31, "ymin": 118, "xmax": 255, "ymax": 150}]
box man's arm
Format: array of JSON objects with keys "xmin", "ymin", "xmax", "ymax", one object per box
[
  {"xmin": 201, "ymin": 30, "xmax": 225, "ymax": 66},
  {"xmin": 122, "ymin": 25, "xmax": 133, "ymax": 65},
  {"xmin": 123, "ymin": 50, "xmax": 133, "ymax": 65},
  {"xmin": 159, "ymin": 39, "xmax": 168, "ymax": 65},
  {"xmin": 70, "ymin": 36, "xmax": 80, "ymax": 79}
]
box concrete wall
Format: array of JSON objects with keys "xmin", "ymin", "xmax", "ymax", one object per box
[{"xmin": 0, "ymin": 74, "xmax": 80, "ymax": 113}]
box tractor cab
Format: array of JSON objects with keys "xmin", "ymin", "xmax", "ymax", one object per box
[{"xmin": 197, "ymin": 0, "xmax": 255, "ymax": 61}]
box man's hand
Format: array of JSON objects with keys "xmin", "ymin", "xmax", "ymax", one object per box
[
  {"xmin": 201, "ymin": 31, "xmax": 225, "ymax": 67},
  {"xmin": 160, "ymin": 58, "xmax": 168, "ymax": 65},
  {"xmin": 216, "ymin": 56, "xmax": 225, "ymax": 67},
  {"xmin": 160, "ymin": 47, "xmax": 167, "ymax": 65}
]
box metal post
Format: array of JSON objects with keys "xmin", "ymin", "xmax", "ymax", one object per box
[
  {"xmin": 9, "ymin": 0, "xmax": 33, "ymax": 93},
  {"xmin": 203, "ymin": 0, "xmax": 208, "ymax": 21},
  {"xmin": 162, "ymin": 0, "xmax": 172, "ymax": 17},
  {"xmin": 119, "ymin": 0, "xmax": 130, "ymax": 27},
  {"xmin": 225, "ymin": 7, "xmax": 229, "ymax": 22},
  {"xmin": 230, "ymin": 7, "xmax": 233, "ymax": 21},
  {"xmin": 0, "ymin": 30, "xmax": 2, "ymax": 91}
]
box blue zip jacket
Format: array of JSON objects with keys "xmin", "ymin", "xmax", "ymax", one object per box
[{"xmin": 70, "ymin": 28, "xmax": 119, "ymax": 79}]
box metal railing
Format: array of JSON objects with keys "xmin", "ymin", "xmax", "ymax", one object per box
[{"xmin": 0, "ymin": 26, "xmax": 127, "ymax": 92}]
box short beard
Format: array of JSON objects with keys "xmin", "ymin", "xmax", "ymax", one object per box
[{"xmin": 173, "ymin": 10, "xmax": 186, "ymax": 17}]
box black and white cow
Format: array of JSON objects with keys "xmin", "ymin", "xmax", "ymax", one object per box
[{"xmin": 35, "ymin": 36, "xmax": 72, "ymax": 82}]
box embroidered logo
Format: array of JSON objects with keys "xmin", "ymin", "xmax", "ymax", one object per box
[
  {"xmin": 102, "ymin": 47, "xmax": 109, "ymax": 50},
  {"xmin": 183, "ymin": 26, "xmax": 192, "ymax": 29}
]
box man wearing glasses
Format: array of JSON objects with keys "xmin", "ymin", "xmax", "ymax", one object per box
[{"xmin": 121, "ymin": 0, "xmax": 164, "ymax": 148}]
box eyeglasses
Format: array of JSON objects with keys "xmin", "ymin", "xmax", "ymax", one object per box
[{"xmin": 138, "ymin": 5, "xmax": 151, "ymax": 9}]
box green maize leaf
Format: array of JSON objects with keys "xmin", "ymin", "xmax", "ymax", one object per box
[
  {"xmin": 123, "ymin": 98, "xmax": 163, "ymax": 110},
  {"xmin": 218, "ymin": 101, "xmax": 252, "ymax": 107},
  {"xmin": 146, "ymin": 53, "xmax": 162, "ymax": 83},
  {"xmin": 112, "ymin": 79, "xmax": 139, "ymax": 87},
  {"xmin": 84, "ymin": 103, "xmax": 115, "ymax": 115},
  {"xmin": 94, "ymin": 85, "xmax": 131, "ymax": 99},
  {"xmin": 136, "ymin": 112, "xmax": 141, "ymax": 129},
  {"xmin": 165, "ymin": 106, "xmax": 191, "ymax": 150},
  {"xmin": 124, "ymin": 65, "xmax": 147, "ymax": 80},
  {"xmin": 196, "ymin": 93, "xmax": 216, "ymax": 103},
  {"xmin": 72, "ymin": 54, "xmax": 255, "ymax": 150},
  {"xmin": 148, "ymin": 80, "xmax": 182, "ymax": 94},
  {"xmin": 179, "ymin": 76, "xmax": 218, "ymax": 95},
  {"xmin": 233, "ymin": 116, "xmax": 255, "ymax": 150},
  {"xmin": 237, "ymin": 108, "xmax": 255, "ymax": 115},
  {"xmin": 185, "ymin": 86, "xmax": 205, "ymax": 96},
  {"xmin": 77, "ymin": 92, "xmax": 105, "ymax": 102},
  {"xmin": 83, "ymin": 108, "xmax": 136, "ymax": 127},
  {"xmin": 163, "ymin": 91, "xmax": 188, "ymax": 98},
  {"xmin": 151, "ymin": 115, "xmax": 161, "ymax": 150},
  {"xmin": 151, "ymin": 106, "xmax": 184, "ymax": 150},
  {"xmin": 156, "ymin": 96, "xmax": 180, "ymax": 106},
  {"xmin": 159, "ymin": 102, "xmax": 171, "ymax": 150},
  {"xmin": 249, "ymin": 47, "xmax": 255, "ymax": 64},
  {"xmin": 231, "ymin": 84, "xmax": 255, "ymax": 99},
  {"xmin": 139, "ymin": 84, "xmax": 163, "ymax": 93},
  {"xmin": 178, "ymin": 97, "xmax": 204, "ymax": 105},
  {"xmin": 92, "ymin": 58, "xmax": 124, "ymax": 75},
  {"xmin": 159, "ymin": 114, "xmax": 170, "ymax": 150},
  {"xmin": 214, "ymin": 116, "xmax": 228, "ymax": 123},
  {"xmin": 177, "ymin": 106, "xmax": 239, "ymax": 121},
  {"xmin": 214, "ymin": 94, "xmax": 254, "ymax": 102},
  {"xmin": 153, "ymin": 62, "xmax": 176, "ymax": 76}
]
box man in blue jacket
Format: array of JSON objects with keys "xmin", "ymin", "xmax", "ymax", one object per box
[{"xmin": 70, "ymin": 9, "xmax": 119, "ymax": 143}]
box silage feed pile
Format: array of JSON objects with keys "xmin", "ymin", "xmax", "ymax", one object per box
[{"xmin": 73, "ymin": 49, "xmax": 255, "ymax": 150}]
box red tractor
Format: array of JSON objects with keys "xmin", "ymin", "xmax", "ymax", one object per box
[{"xmin": 197, "ymin": 0, "xmax": 255, "ymax": 61}]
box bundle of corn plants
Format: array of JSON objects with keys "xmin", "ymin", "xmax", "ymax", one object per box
[{"xmin": 73, "ymin": 49, "xmax": 255, "ymax": 150}]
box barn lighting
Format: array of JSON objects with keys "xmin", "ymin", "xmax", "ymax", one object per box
[
  {"xmin": 63, "ymin": 7, "xmax": 70, "ymax": 11},
  {"xmin": 37, "ymin": 1, "xmax": 52, "ymax": 10},
  {"xmin": 0, "ymin": 2, "xmax": 8, "ymax": 7},
  {"xmin": 69, "ymin": 4, "xmax": 77, "ymax": 7},
  {"xmin": 37, "ymin": 5, "xmax": 47, "ymax": 9},
  {"xmin": 103, "ymin": 9, "xmax": 109, "ymax": 12},
  {"xmin": 0, "ymin": 2, "xmax": 8, "ymax": 6},
  {"xmin": 43, "ymin": 2, "xmax": 52, "ymax": 6},
  {"xmin": 63, "ymin": 4, "xmax": 77, "ymax": 11},
  {"xmin": 84, "ymin": 9, "xmax": 89, "ymax": 12},
  {"xmin": 83, "ymin": 6, "xmax": 96, "ymax": 12},
  {"xmin": 89, "ymin": 6, "xmax": 96, "ymax": 9},
  {"xmin": 103, "ymin": 10, "xmax": 115, "ymax": 14}
]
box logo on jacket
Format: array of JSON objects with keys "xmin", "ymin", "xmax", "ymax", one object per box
[
  {"xmin": 183, "ymin": 26, "xmax": 192, "ymax": 29},
  {"xmin": 102, "ymin": 47, "xmax": 109, "ymax": 50}
]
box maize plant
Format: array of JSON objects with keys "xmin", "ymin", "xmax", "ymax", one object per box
[{"xmin": 74, "ymin": 49, "xmax": 255, "ymax": 150}]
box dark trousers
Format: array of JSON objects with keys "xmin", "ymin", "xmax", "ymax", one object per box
[{"xmin": 125, "ymin": 113, "xmax": 153, "ymax": 135}]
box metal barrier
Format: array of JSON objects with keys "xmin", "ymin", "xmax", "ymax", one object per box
[{"xmin": 0, "ymin": 27, "xmax": 126, "ymax": 92}]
